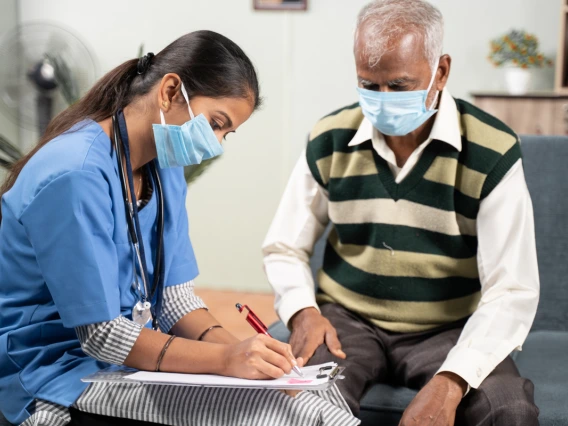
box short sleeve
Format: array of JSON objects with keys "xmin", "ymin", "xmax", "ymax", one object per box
[
  {"xmin": 165, "ymin": 181, "xmax": 199, "ymax": 287},
  {"xmin": 20, "ymin": 170, "xmax": 121, "ymax": 328}
]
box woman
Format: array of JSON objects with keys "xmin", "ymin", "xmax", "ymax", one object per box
[{"xmin": 0, "ymin": 31, "xmax": 358, "ymax": 426}]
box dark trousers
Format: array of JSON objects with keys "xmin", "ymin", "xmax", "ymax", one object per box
[
  {"xmin": 69, "ymin": 408, "xmax": 161, "ymax": 426},
  {"xmin": 309, "ymin": 304, "xmax": 539, "ymax": 425}
]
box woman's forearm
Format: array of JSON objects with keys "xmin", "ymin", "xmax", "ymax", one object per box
[
  {"xmin": 124, "ymin": 327, "xmax": 228, "ymax": 374},
  {"xmin": 170, "ymin": 308, "xmax": 240, "ymax": 344}
]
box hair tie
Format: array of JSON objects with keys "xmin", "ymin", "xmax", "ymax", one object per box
[{"xmin": 137, "ymin": 52, "xmax": 155, "ymax": 75}]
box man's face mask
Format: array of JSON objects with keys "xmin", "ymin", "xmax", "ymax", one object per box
[
  {"xmin": 152, "ymin": 83, "xmax": 224, "ymax": 169},
  {"xmin": 357, "ymin": 59, "xmax": 440, "ymax": 137}
]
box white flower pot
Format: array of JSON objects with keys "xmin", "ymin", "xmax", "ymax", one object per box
[{"xmin": 504, "ymin": 68, "xmax": 531, "ymax": 95}]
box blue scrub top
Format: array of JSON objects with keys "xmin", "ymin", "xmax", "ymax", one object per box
[{"xmin": 0, "ymin": 121, "xmax": 199, "ymax": 424}]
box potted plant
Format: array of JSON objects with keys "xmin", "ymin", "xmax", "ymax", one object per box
[{"xmin": 488, "ymin": 29, "xmax": 553, "ymax": 95}]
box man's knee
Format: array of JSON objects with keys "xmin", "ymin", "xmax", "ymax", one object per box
[
  {"xmin": 492, "ymin": 398, "xmax": 539, "ymax": 426},
  {"xmin": 458, "ymin": 377, "xmax": 539, "ymax": 426},
  {"xmin": 307, "ymin": 342, "xmax": 336, "ymax": 366}
]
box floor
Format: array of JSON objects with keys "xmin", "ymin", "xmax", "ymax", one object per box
[{"xmin": 194, "ymin": 289, "xmax": 279, "ymax": 341}]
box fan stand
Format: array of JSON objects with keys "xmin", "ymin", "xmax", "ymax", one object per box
[{"xmin": 37, "ymin": 91, "xmax": 53, "ymax": 137}]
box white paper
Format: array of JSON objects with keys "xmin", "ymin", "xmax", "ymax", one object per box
[{"xmin": 124, "ymin": 362, "xmax": 338, "ymax": 390}]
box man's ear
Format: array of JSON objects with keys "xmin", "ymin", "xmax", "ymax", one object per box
[{"xmin": 436, "ymin": 54, "xmax": 451, "ymax": 91}]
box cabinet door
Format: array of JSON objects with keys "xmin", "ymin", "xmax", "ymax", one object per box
[
  {"xmin": 507, "ymin": 99, "xmax": 554, "ymax": 135},
  {"xmin": 473, "ymin": 98, "xmax": 511, "ymax": 126},
  {"xmin": 474, "ymin": 98, "xmax": 555, "ymax": 135},
  {"xmin": 552, "ymin": 100, "xmax": 568, "ymax": 136}
]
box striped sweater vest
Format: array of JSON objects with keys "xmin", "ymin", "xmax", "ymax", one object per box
[{"xmin": 306, "ymin": 98, "xmax": 521, "ymax": 333}]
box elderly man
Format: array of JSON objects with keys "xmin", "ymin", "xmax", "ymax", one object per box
[{"xmin": 262, "ymin": 0, "xmax": 540, "ymax": 424}]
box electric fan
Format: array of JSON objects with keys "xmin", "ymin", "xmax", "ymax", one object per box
[{"xmin": 0, "ymin": 22, "xmax": 98, "ymax": 137}]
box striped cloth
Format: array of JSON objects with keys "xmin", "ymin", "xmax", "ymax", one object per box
[
  {"xmin": 306, "ymin": 98, "xmax": 521, "ymax": 333},
  {"xmin": 74, "ymin": 382, "xmax": 358, "ymax": 426},
  {"xmin": 21, "ymin": 281, "xmax": 357, "ymax": 425}
]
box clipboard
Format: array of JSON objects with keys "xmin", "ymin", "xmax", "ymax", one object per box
[{"xmin": 82, "ymin": 362, "xmax": 345, "ymax": 391}]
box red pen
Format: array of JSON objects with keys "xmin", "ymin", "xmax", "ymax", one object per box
[{"xmin": 236, "ymin": 303, "xmax": 304, "ymax": 377}]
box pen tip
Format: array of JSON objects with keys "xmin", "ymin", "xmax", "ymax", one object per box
[{"xmin": 235, "ymin": 303, "xmax": 242, "ymax": 311}]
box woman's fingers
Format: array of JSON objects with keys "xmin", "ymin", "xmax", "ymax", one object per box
[
  {"xmin": 262, "ymin": 336, "xmax": 298, "ymax": 371},
  {"xmin": 259, "ymin": 344, "xmax": 294, "ymax": 375},
  {"xmin": 254, "ymin": 357, "xmax": 286, "ymax": 379}
]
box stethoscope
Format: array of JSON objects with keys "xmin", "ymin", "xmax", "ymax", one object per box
[{"xmin": 112, "ymin": 111, "xmax": 165, "ymax": 330}]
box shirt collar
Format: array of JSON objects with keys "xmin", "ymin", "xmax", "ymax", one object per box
[{"xmin": 348, "ymin": 89, "xmax": 462, "ymax": 152}]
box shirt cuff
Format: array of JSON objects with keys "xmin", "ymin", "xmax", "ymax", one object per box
[
  {"xmin": 159, "ymin": 281, "xmax": 208, "ymax": 333},
  {"xmin": 277, "ymin": 287, "xmax": 320, "ymax": 329},
  {"xmin": 436, "ymin": 345, "xmax": 500, "ymax": 389},
  {"xmin": 75, "ymin": 316, "xmax": 143, "ymax": 365}
]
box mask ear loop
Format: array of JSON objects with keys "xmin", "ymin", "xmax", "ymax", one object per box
[
  {"xmin": 426, "ymin": 58, "xmax": 441, "ymax": 111},
  {"xmin": 180, "ymin": 83, "xmax": 195, "ymax": 120},
  {"xmin": 158, "ymin": 82, "xmax": 195, "ymax": 125}
]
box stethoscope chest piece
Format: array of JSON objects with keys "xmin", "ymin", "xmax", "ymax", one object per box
[{"xmin": 132, "ymin": 300, "xmax": 152, "ymax": 326}]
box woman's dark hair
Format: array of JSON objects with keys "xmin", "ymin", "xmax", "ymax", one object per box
[{"xmin": 0, "ymin": 30, "xmax": 261, "ymax": 220}]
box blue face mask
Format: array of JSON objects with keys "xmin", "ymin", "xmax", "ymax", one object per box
[
  {"xmin": 153, "ymin": 83, "xmax": 224, "ymax": 169},
  {"xmin": 357, "ymin": 61, "xmax": 440, "ymax": 137}
]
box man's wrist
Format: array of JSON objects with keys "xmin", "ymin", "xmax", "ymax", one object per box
[
  {"xmin": 290, "ymin": 307, "xmax": 319, "ymax": 329},
  {"xmin": 436, "ymin": 371, "xmax": 468, "ymax": 400}
]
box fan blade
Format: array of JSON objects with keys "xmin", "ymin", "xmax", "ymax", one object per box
[
  {"xmin": 45, "ymin": 31, "xmax": 68, "ymax": 55},
  {"xmin": 0, "ymin": 157, "xmax": 16, "ymax": 169},
  {"xmin": 0, "ymin": 134, "xmax": 23, "ymax": 161},
  {"xmin": 0, "ymin": 82, "xmax": 23, "ymax": 109},
  {"xmin": 45, "ymin": 53, "xmax": 79, "ymax": 105}
]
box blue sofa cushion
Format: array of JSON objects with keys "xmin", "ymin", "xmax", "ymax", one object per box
[
  {"xmin": 521, "ymin": 135, "xmax": 568, "ymax": 331},
  {"xmin": 359, "ymin": 383, "xmax": 416, "ymax": 415},
  {"xmin": 514, "ymin": 331, "xmax": 568, "ymax": 426}
]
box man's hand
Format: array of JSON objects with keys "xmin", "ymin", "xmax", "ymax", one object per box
[
  {"xmin": 289, "ymin": 307, "xmax": 346, "ymax": 363},
  {"xmin": 399, "ymin": 372, "xmax": 467, "ymax": 426}
]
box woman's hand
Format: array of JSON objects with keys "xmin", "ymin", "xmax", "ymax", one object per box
[
  {"xmin": 282, "ymin": 357, "xmax": 306, "ymax": 398},
  {"xmin": 221, "ymin": 334, "xmax": 302, "ymax": 379}
]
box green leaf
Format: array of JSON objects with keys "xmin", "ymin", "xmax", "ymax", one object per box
[
  {"xmin": 183, "ymin": 157, "xmax": 220, "ymax": 186},
  {"xmin": 0, "ymin": 134, "xmax": 23, "ymax": 170},
  {"xmin": 488, "ymin": 29, "xmax": 552, "ymax": 68}
]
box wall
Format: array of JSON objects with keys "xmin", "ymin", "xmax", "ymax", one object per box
[{"xmin": 18, "ymin": 0, "xmax": 560, "ymax": 292}]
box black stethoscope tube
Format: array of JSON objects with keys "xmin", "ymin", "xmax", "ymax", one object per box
[{"xmin": 112, "ymin": 112, "xmax": 165, "ymax": 330}]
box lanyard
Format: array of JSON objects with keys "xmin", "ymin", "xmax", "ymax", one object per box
[{"xmin": 113, "ymin": 111, "xmax": 165, "ymax": 329}]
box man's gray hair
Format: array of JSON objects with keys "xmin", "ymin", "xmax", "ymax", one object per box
[{"xmin": 355, "ymin": 0, "xmax": 444, "ymax": 69}]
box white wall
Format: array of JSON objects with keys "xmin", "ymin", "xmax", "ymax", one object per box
[{"xmin": 18, "ymin": 0, "xmax": 560, "ymax": 292}]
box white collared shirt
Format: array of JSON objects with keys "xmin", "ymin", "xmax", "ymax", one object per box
[{"xmin": 262, "ymin": 89, "xmax": 539, "ymax": 389}]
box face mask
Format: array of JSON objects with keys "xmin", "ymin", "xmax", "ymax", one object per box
[
  {"xmin": 152, "ymin": 83, "xmax": 224, "ymax": 169},
  {"xmin": 356, "ymin": 60, "xmax": 440, "ymax": 137}
]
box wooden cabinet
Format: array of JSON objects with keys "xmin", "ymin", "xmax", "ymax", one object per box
[{"xmin": 471, "ymin": 93, "xmax": 568, "ymax": 136}]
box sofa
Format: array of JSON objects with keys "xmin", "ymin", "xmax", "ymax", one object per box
[
  {"xmin": 1, "ymin": 135, "xmax": 567, "ymax": 426},
  {"xmin": 268, "ymin": 135, "xmax": 568, "ymax": 426}
]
